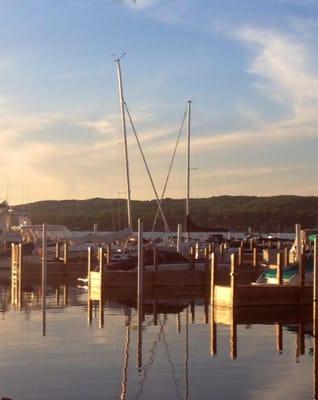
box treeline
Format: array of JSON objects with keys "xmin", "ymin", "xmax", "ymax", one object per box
[{"xmin": 14, "ymin": 196, "xmax": 318, "ymax": 232}]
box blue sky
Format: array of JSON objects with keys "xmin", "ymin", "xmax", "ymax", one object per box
[{"xmin": 0, "ymin": 0, "xmax": 318, "ymax": 203}]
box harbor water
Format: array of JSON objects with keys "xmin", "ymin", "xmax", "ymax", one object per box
[{"xmin": 0, "ymin": 284, "xmax": 314, "ymax": 400}]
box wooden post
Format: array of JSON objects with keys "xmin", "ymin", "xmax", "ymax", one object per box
[
  {"xmin": 314, "ymin": 336, "xmax": 318, "ymax": 400},
  {"xmin": 87, "ymin": 246, "xmax": 92, "ymax": 326},
  {"xmin": 191, "ymin": 300, "xmax": 195, "ymax": 323},
  {"xmin": 63, "ymin": 284, "xmax": 68, "ymax": 306},
  {"xmin": 99, "ymin": 246, "xmax": 104, "ymax": 328},
  {"xmin": 17, "ymin": 243, "xmax": 22, "ymax": 309},
  {"xmin": 276, "ymin": 323, "xmax": 283, "ymax": 353},
  {"xmin": 137, "ymin": 218, "xmax": 143, "ymax": 370},
  {"xmin": 230, "ymin": 253, "xmax": 237, "ymax": 307},
  {"xmin": 106, "ymin": 244, "xmax": 111, "ymax": 264},
  {"xmin": 153, "ymin": 299, "xmax": 158, "ymax": 326},
  {"xmin": 177, "ymin": 223, "xmax": 182, "ymax": 253},
  {"xmin": 277, "ymin": 252, "xmax": 283, "ymax": 285},
  {"xmin": 253, "ymin": 247, "xmax": 258, "ymax": 268},
  {"xmin": 55, "ymin": 242, "xmax": 61, "ymax": 260},
  {"xmin": 297, "ymin": 323, "xmax": 305, "ymax": 356},
  {"xmin": 238, "ymin": 246, "xmax": 243, "ymax": 267},
  {"xmin": 176, "ymin": 313, "xmax": 181, "ymax": 333},
  {"xmin": 63, "ymin": 241, "xmax": 68, "ymax": 264},
  {"xmin": 42, "ymin": 223, "xmax": 47, "ymax": 336},
  {"xmin": 314, "ymin": 239, "xmax": 318, "ymax": 337},
  {"xmin": 11, "ymin": 243, "xmax": 16, "ymax": 304},
  {"xmin": 210, "ymin": 303, "xmax": 217, "ymax": 356},
  {"xmin": 219, "ymin": 243, "xmax": 224, "ymax": 263},
  {"xmin": 230, "ymin": 310, "xmax": 237, "ymax": 360},
  {"xmin": 210, "ymin": 252, "xmax": 217, "ymax": 305},
  {"xmin": 296, "ymin": 223, "xmax": 303, "ymax": 285},
  {"xmin": 190, "ymin": 246, "xmax": 195, "ymax": 270},
  {"xmin": 284, "ymin": 246, "xmax": 289, "ymax": 267},
  {"xmin": 300, "ymin": 252, "xmax": 305, "ymax": 288},
  {"xmin": 249, "ymin": 238, "xmax": 253, "ymax": 251},
  {"xmin": 55, "ymin": 287, "xmax": 60, "ymax": 305}
]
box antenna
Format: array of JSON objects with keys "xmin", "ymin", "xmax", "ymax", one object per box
[{"xmin": 113, "ymin": 52, "xmax": 126, "ymax": 63}]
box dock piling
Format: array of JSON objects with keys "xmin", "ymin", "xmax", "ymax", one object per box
[
  {"xmin": 230, "ymin": 253, "xmax": 238, "ymax": 307},
  {"xmin": 137, "ymin": 218, "xmax": 143, "ymax": 370},
  {"xmin": 314, "ymin": 239, "xmax": 318, "ymax": 337},
  {"xmin": 177, "ymin": 223, "xmax": 182, "ymax": 253},
  {"xmin": 277, "ymin": 252, "xmax": 283, "ymax": 285},
  {"xmin": 42, "ymin": 223, "xmax": 47, "ymax": 336}
]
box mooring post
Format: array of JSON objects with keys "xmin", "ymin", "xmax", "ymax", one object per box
[
  {"xmin": 230, "ymin": 253, "xmax": 237, "ymax": 307},
  {"xmin": 177, "ymin": 223, "xmax": 182, "ymax": 253},
  {"xmin": 190, "ymin": 246, "xmax": 195, "ymax": 270},
  {"xmin": 277, "ymin": 252, "xmax": 283, "ymax": 285},
  {"xmin": 238, "ymin": 246, "xmax": 243, "ymax": 267},
  {"xmin": 99, "ymin": 246, "xmax": 104, "ymax": 328},
  {"xmin": 210, "ymin": 301, "xmax": 217, "ymax": 356},
  {"xmin": 63, "ymin": 241, "xmax": 68, "ymax": 264},
  {"xmin": 276, "ymin": 323, "xmax": 283, "ymax": 353},
  {"xmin": 284, "ymin": 246, "xmax": 289, "ymax": 267},
  {"xmin": 55, "ymin": 242, "xmax": 60, "ymax": 260},
  {"xmin": 230, "ymin": 310, "xmax": 237, "ymax": 360},
  {"xmin": 314, "ymin": 336, "xmax": 318, "ymax": 400},
  {"xmin": 137, "ymin": 218, "xmax": 144, "ymax": 370},
  {"xmin": 87, "ymin": 246, "xmax": 92, "ymax": 326},
  {"xmin": 297, "ymin": 323, "xmax": 305, "ymax": 356},
  {"xmin": 42, "ymin": 223, "xmax": 47, "ymax": 336},
  {"xmin": 17, "ymin": 243, "xmax": 22, "ymax": 309},
  {"xmin": 314, "ymin": 239, "xmax": 318, "ymax": 337},
  {"xmin": 176, "ymin": 313, "xmax": 181, "ymax": 334},
  {"xmin": 191, "ymin": 300, "xmax": 195, "ymax": 323},
  {"xmin": 207, "ymin": 242, "xmax": 212, "ymax": 255},
  {"xmin": 220, "ymin": 242, "xmax": 224, "ymax": 263},
  {"xmin": 210, "ymin": 252, "xmax": 217, "ymax": 305},
  {"xmin": 106, "ymin": 244, "xmax": 111, "ymax": 264},
  {"xmin": 249, "ymin": 238, "xmax": 253, "ymax": 251},
  {"xmin": 11, "ymin": 243, "xmax": 16, "ymax": 304},
  {"xmin": 153, "ymin": 299, "xmax": 158, "ymax": 326},
  {"xmin": 296, "ymin": 223, "xmax": 303, "ymax": 287},
  {"xmin": 63, "ymin": 284, "xmax": 68, "ymax": 306},
  {"xmin": 253, "ymin": 247, "xmax": 258, "ymax": 268}
]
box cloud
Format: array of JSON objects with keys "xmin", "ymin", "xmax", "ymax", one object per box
[{"xmin": 237, "ymin": 28, "xmax": 318, "ymax": 118}]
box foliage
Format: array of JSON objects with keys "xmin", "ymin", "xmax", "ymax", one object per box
[{"xmin": 14, "ymin": 195, "xmax": 318, "ymax": 232}]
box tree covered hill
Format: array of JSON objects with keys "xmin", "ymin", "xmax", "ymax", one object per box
[{"xmin": 14, "ymin": 195, "xmax": 318, "ymax": 232}]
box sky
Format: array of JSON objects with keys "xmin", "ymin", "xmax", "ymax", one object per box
[{"xmin": 0, "ymin": 0, "xmax": 318, "ymax": 203}]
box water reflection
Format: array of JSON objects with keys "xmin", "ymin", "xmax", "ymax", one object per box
[{"xmin": 0, "ymin": 278, "xmax": 316, "ymax": 399}]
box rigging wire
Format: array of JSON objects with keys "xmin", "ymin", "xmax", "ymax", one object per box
[
  {"xmin": 150, "ymin": 106, "xmax": 188, "ymax": 237},
  {"xmin": 124, "ymin": 102, "xmax": 171, "ymax": 234}
]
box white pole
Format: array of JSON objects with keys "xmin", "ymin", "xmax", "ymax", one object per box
[
  {"xmin": 177, "ymin": 223, "xmax": 182, "ymax": 253},
  {"xmin": 186, "ymin": 100, "xmax": 192, "ymax": 242},
  {"xmin": 115, "ymin": 58, "xmax": 132, "ymax": 231},
  {"xmin": 42, "ymin": 223, "xmax": 47, "ymax": 336}
]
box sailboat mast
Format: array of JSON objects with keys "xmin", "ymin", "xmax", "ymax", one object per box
[
  {"xmin": 186, "ymin": 100, "xmax": 192, "ymax": 240},
  {"xmin": 115, "ymin": 58, "xmax": 133, "ymax": 231}
]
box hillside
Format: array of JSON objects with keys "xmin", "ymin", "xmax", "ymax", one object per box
[{"xmin": 13, "ymin": 196, "xmax": 318, "ymax": 232}]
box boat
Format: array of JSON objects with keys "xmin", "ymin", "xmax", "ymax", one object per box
[{"xmin": 255, "ymin": 255, "xmax": 313, "ymax": 285}]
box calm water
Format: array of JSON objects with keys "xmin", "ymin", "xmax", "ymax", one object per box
[{"xmin": 0, "ymin": 284, "xmax": 315, "ymax": 400}]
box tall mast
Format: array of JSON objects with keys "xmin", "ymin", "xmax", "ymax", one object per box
[
  {"xmin": 115, "ymin": 58, "xmax": 132, "ymax": 231},
  {"xmin": 186, "ymin": 100, "xmax": 192, "ymax": 240}
]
